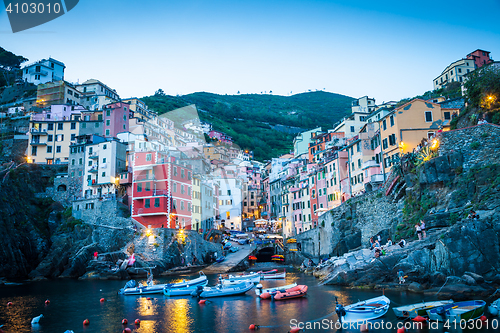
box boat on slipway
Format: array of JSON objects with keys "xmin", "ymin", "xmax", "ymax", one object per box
[
  {"xmin": 393, "ymin": 300, "xmax": 454, "ymax": 319},
  {"xmin": 335, "ymin": 295, "xmax": 391, "ymax": 323},
  {"xmin": 119, "ymin": 272, "xmax": 207, "ymax": 295},
  {"xmin": 426, "ymin": 300, "xmax": 486, "ymax": 322},
  {"xmin": 191, "ymin": 282, "xmax": 255, "ymax": 298}
]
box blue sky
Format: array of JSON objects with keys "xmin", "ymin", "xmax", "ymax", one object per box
[{"xmin": 1, "ymin": 0, "xmax": 500, "ymax": 103}]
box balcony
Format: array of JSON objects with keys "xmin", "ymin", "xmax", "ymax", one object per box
[
  {"xmin": 28, "ymin": 68, "xmax": 48, "ymax": 76},
  {"xmin": 134, "ymin": 174, "xmax": 156, "ymax": 181},
  {"xmin": 362, "ymin": 160, "xmax": 379, "ymax": 170},
  {"xmin": 371, "ymin": 174, "xmax": 384, "ymax": 183},
  {"xmin": 30, "ymin": 141, "xmax": 46, "ymax": 145},
  {"xmin": 89, "ymin": 153, "xmax": 99, "ymax": 159},
  {"xmin": 30, "ymin": 129, "xmax": 48, "ymax": 135},
  {"xmin": 88, "ymin": 167, "xmax": 98, "ymax": 173}
]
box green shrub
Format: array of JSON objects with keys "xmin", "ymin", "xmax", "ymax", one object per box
[
  {"xmin": 449, "ymin": 213, "xmax": 459, "ymax": 225},
  {"xmin": 470, "ymin": 141, "xmax": 480, "ymax": 150}
]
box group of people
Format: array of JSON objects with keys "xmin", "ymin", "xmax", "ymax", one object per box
[
  {"xmin": 467, "ymin": 210, "xmax": 480, "ymax": 220},
  {"xmin": 478, "ymin": 117, "xmax": 488, "ymax": 125},
  {"xmin": 415, "ymin": 220, "xmax": 426, "ymax": 240},
  {"xmin": 369, "ymin": 235, "xmax": 394, "ymax": 258}
]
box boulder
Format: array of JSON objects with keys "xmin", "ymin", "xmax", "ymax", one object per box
[
  {"xmin": 464, "ymin": 271, "xmax": 485, "ymax": 284},
  {"xmin": 408, "ymin": 282, "xmax": 423, "ymax": 292},
  {"xmin": 461, "ymin": 274, "xmax": 477, "ymax": 285}
]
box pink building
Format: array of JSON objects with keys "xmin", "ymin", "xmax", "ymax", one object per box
[
  {"xmin": 466, "ymin": 49, "xmax": 493, "ymax": 69},
  {"xmin": 132, "ymin": 151, "xmax": 192, "ymax": 229},
  {"xmin": 103, "ymin": 102, "xmax": 133, "ymax": 138},
  {"xmin": 208, "ymin": 130, "xmax": 233, "ymax": 144},
  {"xmin": 338, "ymin": 151, "xmax": 351, "ymax": 202}
]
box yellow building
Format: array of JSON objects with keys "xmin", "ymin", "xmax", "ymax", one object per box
[{"xmin": 379, "ymin": 99, "xmax": 459, "ymax": 172}]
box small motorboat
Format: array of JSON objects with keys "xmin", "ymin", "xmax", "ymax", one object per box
[
  {"xmin": 216, "ymin": 256, "xmax": 225, "ymax": 263},
  {"xmin": 119, "ymin": 272, "xmax": 207, "ymax": 295},
  {"xmin": 272, "ymin": 285, "xmax": 308, "ymax": 301},
  {"xmin": 489, "ymin": 298, "xmax": 500, "ymax": 316},
  {"xmin": 426, "ymin": 300, "xmax": 486, "ymax": 322},
  {"xmin": 256, "ymin": 283, "xmax": 298, "ymax": 298},
  {"xmin": 191, "ymin": 282, "xmax": 254, "ymax": 298},
  {"xmin": 393, "ymin": 300, "xmax": 454, "ymax": 318},
  {"xmin": 164, "ymin": 280, "xmax": 208, "ymax": 297},
  {"xmin": 336, "ymin": 295, "xmax": 391, "ymax": 323},
  {"xmin": 261, "ymin": 271, "xmax": 286, "ymax": 279},
  {"xmin": 221, "ymin": 272, "xmax": 261, "ymax": 284},
  {"xmin": 257, "ymin": 269, "xmax": 278, "ymax": 275}
]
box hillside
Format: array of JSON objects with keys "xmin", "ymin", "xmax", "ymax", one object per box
[{"xmin": 142, "ymin": 91, "xmax": 354, "ymax": 161}]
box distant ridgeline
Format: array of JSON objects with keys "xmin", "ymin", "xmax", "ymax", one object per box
[{"xmin": 141, "ymin": 91, "xmax": 354, "ymax": 161}]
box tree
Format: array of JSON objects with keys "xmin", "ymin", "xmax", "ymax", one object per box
[
  {"xmin": 464, "ymin": 65, "xmax": 500, "ymax": 110},
  {"xmin": 0, "ymin": 47, "xmax": 28, "ymax": 87},
  {"xmin": 154, "ymin": 89, "xmax": 165, "ymax": 96}
]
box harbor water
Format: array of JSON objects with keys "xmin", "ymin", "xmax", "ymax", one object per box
[{"xmin": 0, "ymin": 270, "xmax": 498, "ymax": 333}]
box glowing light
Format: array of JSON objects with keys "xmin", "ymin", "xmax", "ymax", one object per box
[
  {"xmin": 488, "ymin": 95, "xmax": 494, "ymax": 101},
  {"xmin": 146, "ymin": 228, "xmax": 152, "ymax": 236},
  {"xmin": 430, "ymin": 139, "xmax": 439, "ymax": 150}
]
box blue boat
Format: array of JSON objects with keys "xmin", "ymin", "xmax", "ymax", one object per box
[
  {"xmin": 119, "ymin": 272, "xmax": 207, "ymax": 295},
  {"xmin": 336, "ymin": 296, "xmax": 391, "ymax": 323},
  {"xmin": 216, "ymin": 256, "xmax": 225, "ymax": 263},
  {"xmin": 426, "ymin": 300, "xmax": 486, "ymax": 322}
]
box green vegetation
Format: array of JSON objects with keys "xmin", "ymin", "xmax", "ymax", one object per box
[
  {"xmin": 0, "ymin": 46, "xmax": 28, "ymax": 88},
  {"xmin": 470, "ymin": 141, "xmax": 480, "ymax": 150},
  {"xmin": 396, "ymin": 82, "xmax": 462, "ymax": 108},
  {"xmin": 142, "ymin": 91, "xmax": 353, "ymax": 161}
]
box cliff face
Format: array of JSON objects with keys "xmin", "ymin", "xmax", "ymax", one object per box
[{"xmin": 300, "ymin": 124, "xmax": 500, "ymax": 296}]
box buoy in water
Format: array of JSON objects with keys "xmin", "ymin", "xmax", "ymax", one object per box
[
  {"xmin": 122, "ymin": 318, "xmax": 128, "ymax": 325},
  {"xmin": 480, "ymin": 315, "xmax": 487, "ymax": 322},
  {"xmin": 360, "ymin": 324, "xmax": 369, "ymax": 332},
  {"xmin": 135, "ymin": 319, "xmax": 141, "ymax": 325},
  {"xmin": 6, "ymin": 302, "xmax": 12, "ymax": 307},
  {"xmin": 122, "ymin": 328, "xmax": 132, "ymax": 333},
  {"xmin": 100, "ymin": 298, "xmax": 105, "ymax": 302},
  {"xmin": 249, "ymin": 324, "xmax": 260, "ymax": 330},
  {"xmin": 198, "ymin": 300, "xmax": 206, "ymax": 304},
  {"xmin": 397, "ymin": 328, "xmax": 406, "ymax": 333},
  {"xmin": 45, "ymin": 299, "xmax": 50, "ymax": 305},
  {"xmin": 413, "ymin": 315, "xmax": 427, "ymax": 322},
  {"xmin": 83, "ymin": 319, "xmax": 90, "ymax": 325},
  {"xmin": 146, "ymin": 297, "xmax": 151, "ymax": 300}
]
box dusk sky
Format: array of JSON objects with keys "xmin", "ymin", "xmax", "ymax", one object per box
[{"xmin": 1, "ymin": 0, "xmax": 500, "ymax": 103}]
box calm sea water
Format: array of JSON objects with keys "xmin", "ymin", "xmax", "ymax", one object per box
[{"xmin": 0, "ymin": 270, "xmax": 498, "ymax": 333}]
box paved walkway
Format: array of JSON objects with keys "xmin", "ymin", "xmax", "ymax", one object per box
[{"xmin": 203, "ymin": 242, "xmax": 254, "ymax": 274}]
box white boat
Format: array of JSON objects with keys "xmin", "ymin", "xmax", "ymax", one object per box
[
  {"xmin": 335, "ymin": 296, "xmax": 391, "ymax": 323},
  {"xmin": 255, "ymin": 283, "xmax": 298, "ymax": 296},
  {"xmin": 222, "ymin": 278, "xmax": 254, "ymax": 286},
  {"xmin": 426, "ymin": 300, "xmax": 486, "ymax": 322},
  {"xmin": 191, "ymin": 282, "xmax": 254, "ymax": 298},
  {"xmin": 164, "ymin": 280, "xmax": 208, "ymax": 297},
  {"xmin": 489, "ymin": 298, "xmax": 500, "ymax": 316},
  {"xmin": 393, "ymin": 300, "xmax": 454, "ymax": 318},
  {"xmin": 119, "ymin": 272, "xmax": 207, "ymax": 295},
  {"xmin": 261, "ymin": 271, "xmax": 286, "ymax": 279},
  {"xmin": 221, "ymin": 272, "xmax": 261, "ymax": 284}
]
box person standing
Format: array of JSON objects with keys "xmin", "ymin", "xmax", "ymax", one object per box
[
  {"xmin": 420, "ymin": 220, "xmax": 426, "ymax": 239},
  {"xmin": 415, "ymin": 223, "xmax": 422, "ymax": 240}
]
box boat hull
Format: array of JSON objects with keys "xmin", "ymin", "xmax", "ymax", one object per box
[
  {"xmin": 426, "ymin": 300, "xmax": 486, "ymax": 322},
  {"xmin": 255, "ymin": 283, "xmax": 298, "ymax": 296},
  {"xmin": 120, "ymin": 274, "xmax": 207, "ymax": 295},
  {"xmin": 261, "ymin": 272, "xmax": 286, "ymax": 279},
  {"xmin": 338, "ymin": 296, "xmax": 391, "ymax": 323},
  {"xmin": 197, "ymin": 282, "xmax": 254, "ymax": 298},
  {"xmin": 164, "ymin": 281, "xmax": 208, "ymax": 297},
  {"xmin": 273, "ymin": 285, "xmax": 308, "ymax": 301},
  {"xmin": 222, "ymin": 273, "xmax": 260, "ymax": 284},
  {"xmin": 393, "ymin": 300, "xmax": 454, "ymax": 319}
]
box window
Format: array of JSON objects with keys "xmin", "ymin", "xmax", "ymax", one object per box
[
  {"xmin": 137, "ymin": 183, "xmax": 142, "ymax": 192},
  {"xmin": 82, "ymin": 123, "xmax": 86, "ymax": 128},
  {"xmin": 188, "ymin": 172, "xmax": 192, "ymax": 180},
  {"xmin": 79, "ymin": 158, "xmax": 82, "ymax": 165},
  {"xmin": 105, "ymin": 129, "xmax": 110, "ymax": 136},
  {"xmin": 88, "ymin": 161, "xmax": 92, "ymax": 166},
  {"xmin": 71, "ymin": 134, "xmax": 76, "ymax": 140},
  {"xmin": 56, "ymin": 134, "xmax": 64, "ymax": 142},
  {"xmin": 48, "ymin": 123, "xmax": 54, "ymax": 130},
  {"xmin": 181, "ymin": 185, "xmax": 185, "ymax": 194},
  {"xmin": 95, "ymin": 122, "xmax": 99, "ymax": 128},
  {"xmin": 181, "ymin": 201, "xmax": 185, "ymax": 210},
  {"xmin": 451, "ymin": 70, "xmax": 453, "ymax": 75},
  {"xmin": 106, "ymin": 119, "xmax": 110, "ymax": 126},
  {"xmin": 145, "ymin": 182, "xmax": 150, "ymax": 191},
  {"xmin": 444, "ymin": 112, "xmax": 451, "ymax": 120},
  {"xmin": 358, "ymin": 159, "xmax": 361, "ymax": 168},
  {"xmin": 458, "ymin": 68, "xmax": 462, "ymax": 73},
  {"xmin": 146, "ymin": 153, "xmax": 152, "ymax": 161},
  {"xmin": 56, "ymin": 146, "xmax": 61, "ymax": 153},
  {"xmin": 425, "ymin": 111, "xmax": 433, "ymax": 122},
  {"xmin": 57, "ymin": 123, "xmax": 63, "ymax": 130},
  {"xmin": 173, "ymin": 167, "xmax": 178, "ymax": 176},
  {"xmin": 389, "ymin": 134, "xmax": 397, "ymax": 146},
  {"xmin": 145, "ymin": 199, "xmax": 150, "ymax": 208},
  {"xmin": 71, "ymin": 159, "xmax": 75, "ymax": 165},
  {"xmin": 102, "ymin": 172, "xmax": 106, "ymax": 177},
  {"xmin": 390, "ymin": 115, "xmax": 394, "ymax": 127},
  {"xmin": 155, "ymin": 198, "xmax": 160, "ymax": 207},
  {"xmin": 382, "ymin": 138, "xmax": 388, "ymax": 150},
  {"xmin": 382, "ymin": 119, "xmax": 387, "ymax": 130},
  {"xmin": 46, "ymin": 146, "xmax": 52, "ymax": 153},
  {"xmin": 173, "ymin": 183, "xmax": 177, "ymax": 192},
  {"xmin": 106, "ymin": 110, "xmax": 110, "ymax": 117},
  {"xmin": 181, "ymin": 169, "xmax": 185, "ymax": 178},
  {"xmin": 48, "ymin": 135, "xmax": 53, "ymax": 142},
  {"xmin": 350, "ymin": 126, "xmax": 355, "ymax": 132},
  {"xmin": 103, "ymin": 144, "xmax": 107, "ymax": 150}
]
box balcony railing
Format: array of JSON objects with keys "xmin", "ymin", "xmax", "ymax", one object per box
[
  {"xmin": 30, "ymin": 141, "xmax": 46, "ymax": 145},
  {"xmin": 371, "ymin": 174, "xmax": 384, "ymax": 183},
  {"xmin": 28, "ymin": 68, "xmax": 48, "ymax": 76},
  {"xmin": 362, "ymin": 160, "xmax": 379, "ymax": 169},
  {"xmin": 30, "ymin": 129, "xmax": 48, "ymax": 135},
  {"xmin": 88, "ymin": 167, "xmax": 98, "ymax": 173}
]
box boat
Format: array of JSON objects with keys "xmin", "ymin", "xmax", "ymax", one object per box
[
  {"xmin": 426, "ymin": 300, "xmax": 486, "ymax": 322},
  {"xmin": 255, "ymin": 283, "xmax": 298, "ymax": 296},
  {"xmin": 393, "ymin": 300, "xmax": 454, "ymax": 318},
  {"xmin": 335, "ymin": 295, "xmax": 391, "ymax": 323},
  {"xmin": 221, "ymin": 272, "xmax": 261, "ymax": 284},
  {"xmin": 119, "ymin": 272, "xmax": 207, "ymax": 295},
  {"xmin": 261, "ymin": 271, "xmax": 286, "ymax": 279},
  {"xmin": 191, "ymin": 282, "xmax": 254, "ymax": 298},
  {"xmin": 272, "ymin": 285, "xmax": 308, "ymax": 301},
  {"xmin": 488, "ymin": 298, "xmax": 500, "ymax": 316},
  {"xmin": 257, "ymin": 269, "xmax": 278, "ymax": 274},
  {"xmin": 216, "ymin": 256, "xmax": 225, "ymax": 263},
  {"xmin": 163, "ymin": 281, "xmax": 209, "ymax": 297}
]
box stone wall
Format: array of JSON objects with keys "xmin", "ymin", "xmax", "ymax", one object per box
[
  {"xmin": 438, "ymin": 123, "xmax": 500, "ymax": 171},
  {"xmin": 72, "ymin": 197, "xmax": 131, "ymax": 228},
  {"xmin": 295, "ymin": 190, "xmax": 400, "ymax": 259}
]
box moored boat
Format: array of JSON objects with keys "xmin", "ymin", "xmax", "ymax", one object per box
[
  {"xmin": 393, "ymin": 300, "xmax": 454, "ymax": 318},
  {"xmin": 221, "ymin": 272, "xmax": 261, "ymax": 284},
  {"xmin": 426, "ymin": 300, "xmax": 486, "ymax": 322},
  {"xmin": 191, "ymin": 282, "xmax": 254, "ymax": 298},
  {"xmin": 335, "ymin": 295, "xmax": 391, "ymax": 323},
  {"xmin": 261, "ymin": 271, "xmax": 286, "ymax": 279},
  {"xmin": 255, "ymin": 283, "xmax": 298, "ymax": 296},
  {"xmin": 272, "ymin": 285, "xmax": 308, "ymax": 301},
  {"xmin": 119, "ymin": 272, "xmax": 207, "ymax": 295},
  {"xmin": 163, "ymin": 279, "xmax": 209, "ymax": 296},
  {"xmin": 488, "ymin": 298, "xmax": 500, "ymax": 316}
]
